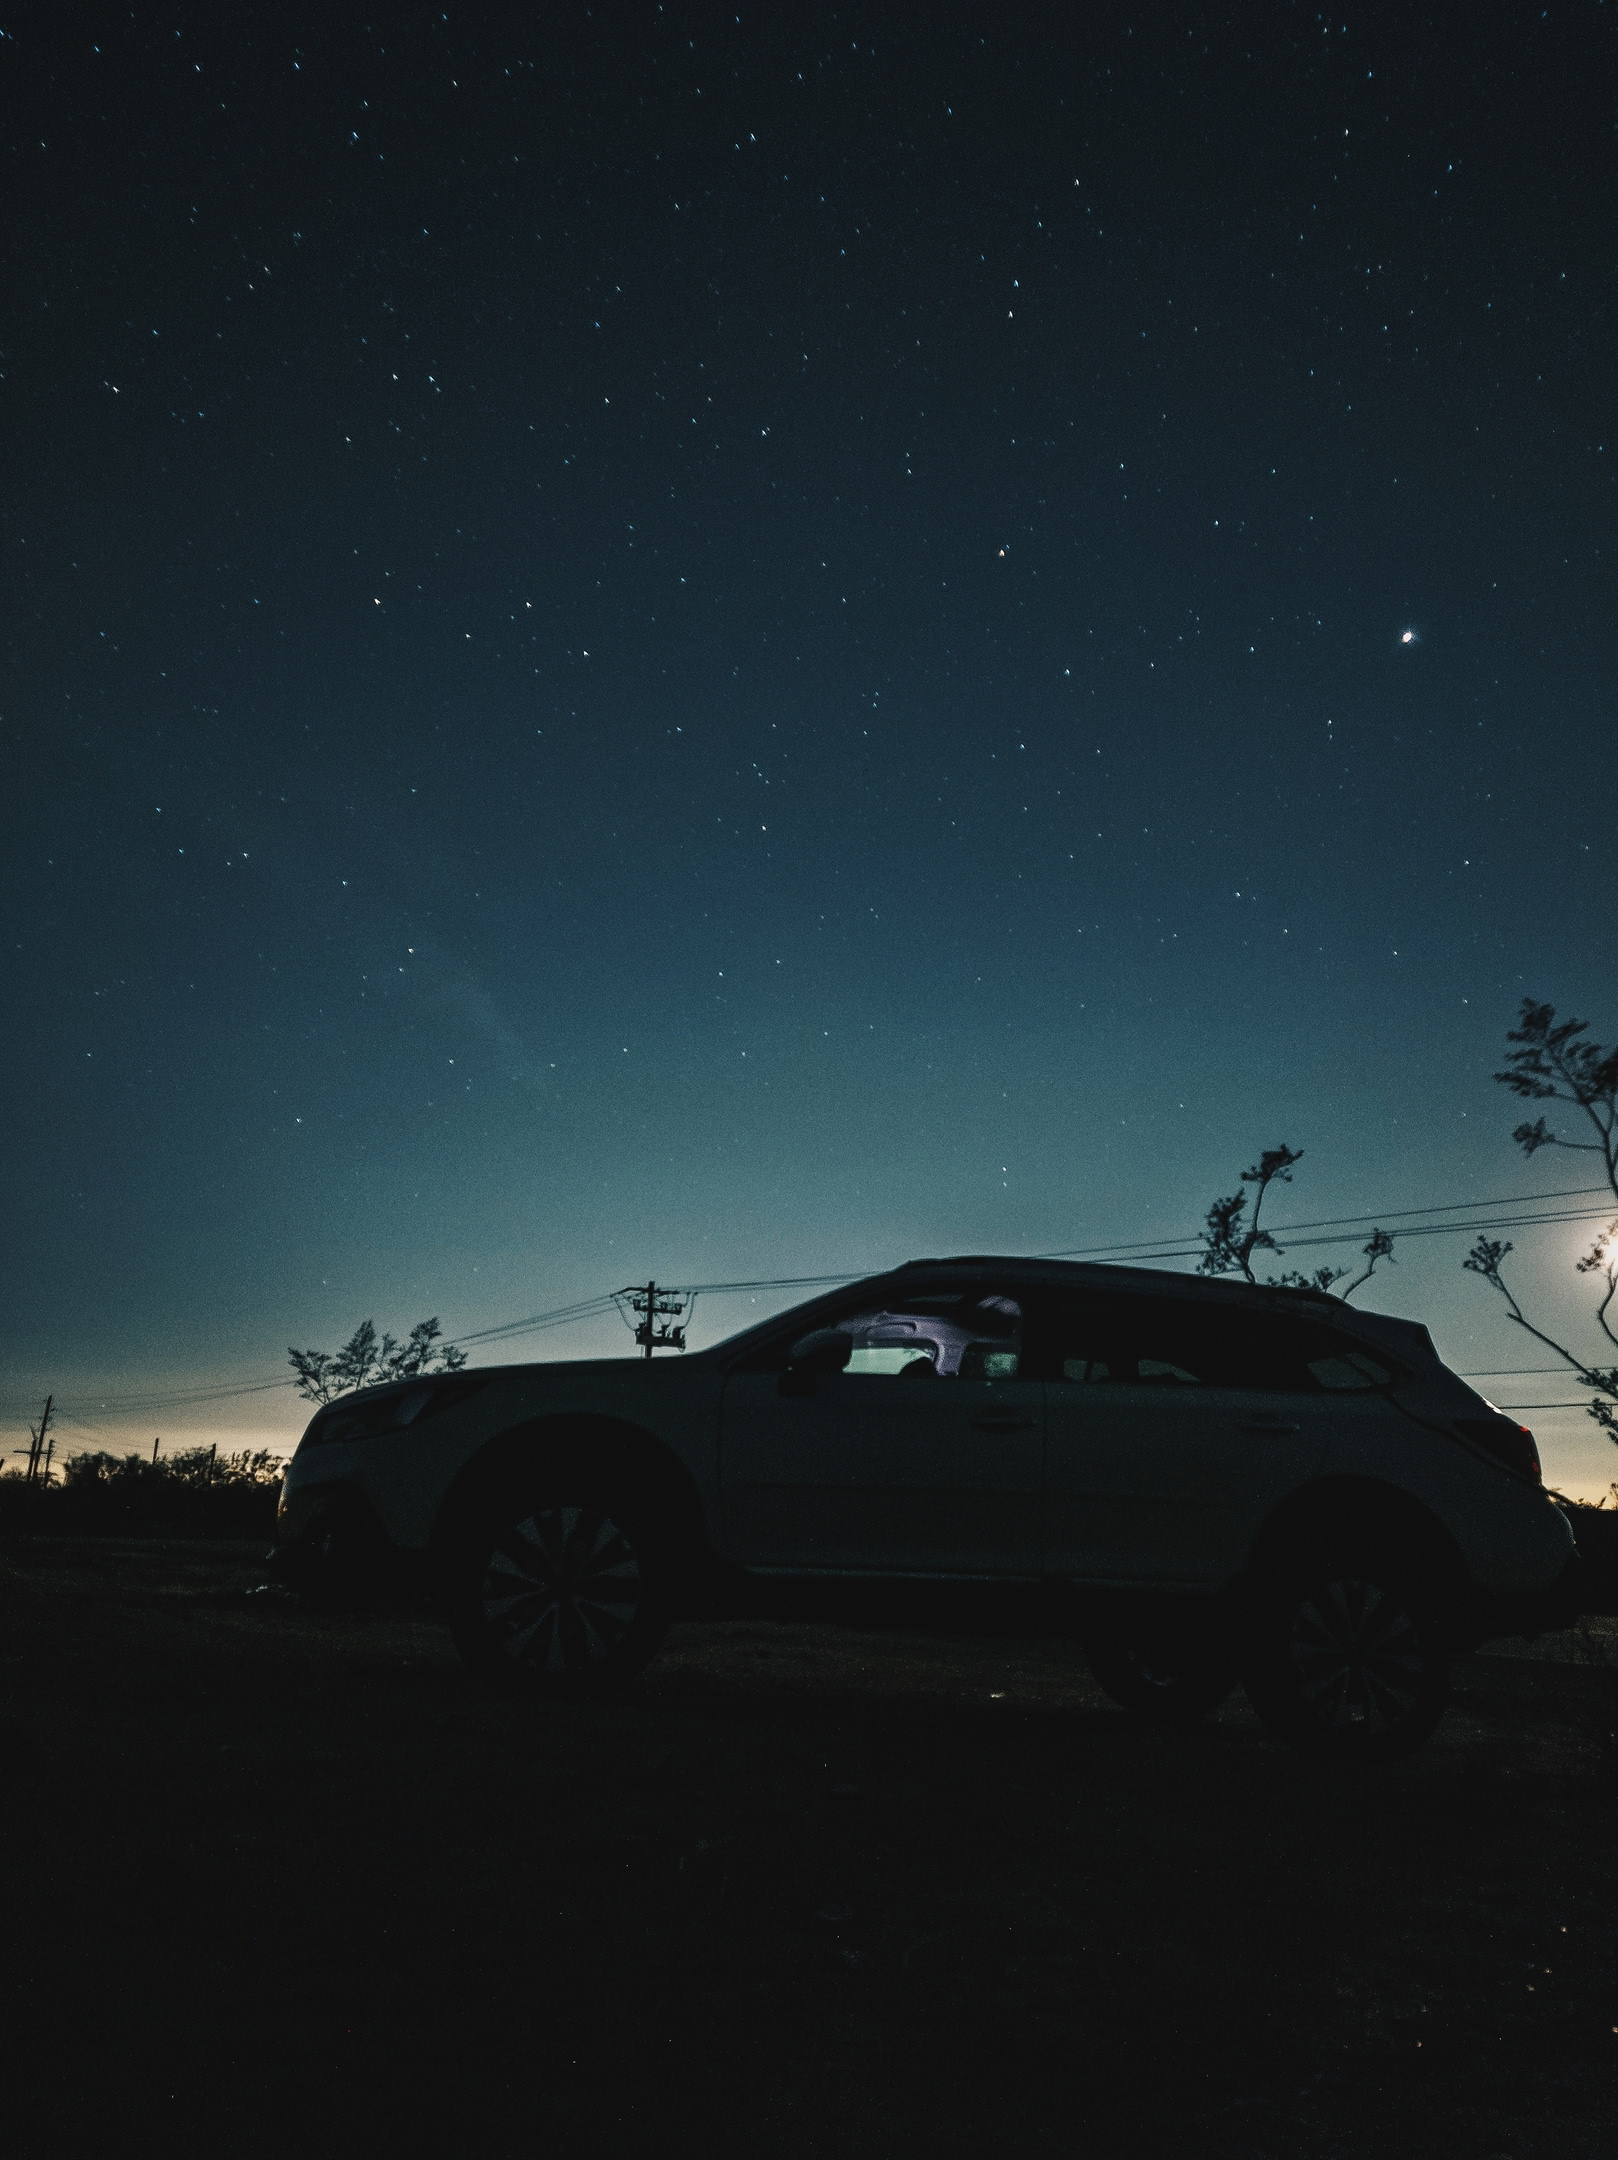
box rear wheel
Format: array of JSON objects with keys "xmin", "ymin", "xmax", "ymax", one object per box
[
  {"xmin": 1087, "ymin": 1622, "xmax": 1239, "ymax": 1723},
  {"xmin": 448, "ymin": 1483, "xmax": 667, "ymax": 1697},
  {"xmin": 1243, "ymin": 1533, "xmax": 1449, "ymax": 1761}
]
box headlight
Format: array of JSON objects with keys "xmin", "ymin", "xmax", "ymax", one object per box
[{"xmin": 296, "ymin": 1372, "xmax": 490, "ymax": 1453}]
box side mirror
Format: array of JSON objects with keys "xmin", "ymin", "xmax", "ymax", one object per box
[{"xmin": 780, "ymin": 1328, "xmax": 853, "ymax": 1395}]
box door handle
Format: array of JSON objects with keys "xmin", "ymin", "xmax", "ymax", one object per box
[
  {"xmin": 970, "ymin": 1413, "xmax": 1036, "ymax": 1432},
  {"xmin": 1234, "ymin": 1418, "xmax": 1302, "ymax": 1435}
]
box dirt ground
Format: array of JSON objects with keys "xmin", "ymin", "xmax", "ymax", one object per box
[{"xmin": 2, "ymin": 1538, "xmax": 1614, "ymax": 2160}]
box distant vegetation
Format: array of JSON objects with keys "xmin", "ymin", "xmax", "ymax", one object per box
[
  {"xmin": 287, "ymin": 1316, "xmax": 466, "ymax": 1404},
  {"xmin": 0, "ymin": 1446, "xmax": 282, "ymax": 1539}
]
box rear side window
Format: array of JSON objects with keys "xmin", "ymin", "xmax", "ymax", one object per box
[
  {"xmin": 1028, "ymin": 1297, "xmax": 1393, "ymax": 1393},
  {"xmin": 1306, "ymin": 1351, "xmax": 1391, "ymax": 1390}
]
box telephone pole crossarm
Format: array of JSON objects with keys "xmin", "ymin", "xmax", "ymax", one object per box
[{"xmin": 614, "ymin": 1281, "xmax": 694, "ymax": 1358}]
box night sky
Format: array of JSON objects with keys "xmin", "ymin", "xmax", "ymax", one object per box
[{"xmin": 5, "ymin": 5, "xmax": 1614, "ymax": 1491}]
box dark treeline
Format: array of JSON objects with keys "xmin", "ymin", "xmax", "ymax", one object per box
[{"xmin": 0, "ymin": 1447, "xmax": 282, "ymax": 1540}]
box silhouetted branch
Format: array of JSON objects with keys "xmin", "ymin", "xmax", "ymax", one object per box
[
  {"xmin": 1199, "ymin": 1148, "xmax": 1393, "ymax": 1302},
  {"xmin": 1470, "ymin": 1001, "xmax": 1618, "ymax": 1447},
  {"xmin": 1465, "ymin": 1233, "xmax": 1618, "ymax": 1444},
  {"xmin": 1573, "ymin": 1219, "xmax": 1618, "ymax": 1356},
  {"xmin": 1495, "ymin": 999, "xmax": 1618, "ymax": 1197},
  {"xmin": 1337, "ymin": 1228, "xmax": 1397, "ymax": 1303},
  {"xmin": 1199, "ymin": 1145, "xmax": 1303, "ymax": 1283}
]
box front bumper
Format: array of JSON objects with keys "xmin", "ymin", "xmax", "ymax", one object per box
[{"xmin": 271, "ymin": 1476, "xmax": 429, "ymax": 1596}]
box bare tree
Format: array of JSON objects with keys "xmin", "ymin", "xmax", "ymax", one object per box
[
  {"xmin": 1199, "ymin": 1145, "xmax": 1393, "ymax": 1301},
  {"xmin": 288, "ymin": 1317, "xmax": 468, "ymax": 1405},
  {"xmin": 1464, "ymin": 999, "xmax": 1618, "ymax": 1446}
]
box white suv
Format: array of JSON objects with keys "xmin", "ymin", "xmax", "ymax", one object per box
[{"xmin": 275, "ymin": 1257, "xmax": 1578, "ymax": 1761}]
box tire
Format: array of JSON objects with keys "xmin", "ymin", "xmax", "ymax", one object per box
[
  {"xmin": 447, "ymin": 1480, "xmax": 668, "ymax": 1697},
  {"xmin": 1242, "ymin": 1530, "xmax": 1449, "ymax": 1762},
  {"xmin": 1087, "ymin": 1624, "xmax": 1239, "ymax": 1724}
]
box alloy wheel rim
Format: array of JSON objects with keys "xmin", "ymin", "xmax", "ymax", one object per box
[
  {"xmin": 1285, "ymin": 1576, "xmax": 1427, "ymax": 1733},
  {"xmin": 481, "ymin": 1506, "xmax": 643, "ymax": 1673}
]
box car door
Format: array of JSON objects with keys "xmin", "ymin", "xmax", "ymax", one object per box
[
  {"xmin": 1032, "ymin": 1293, "xmax": 1331, "ymax": 1588},
  {"xmin": 718, "ymin": 1287, "xmax": 1044, "ymax": 1577}
]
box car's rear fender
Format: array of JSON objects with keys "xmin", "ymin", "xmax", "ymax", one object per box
[
  {"xmin": 1239, "ymin": 1474, "xmax": 1475, "ymax": 1643},
  {"xmin": 428, "ymin": 1413, "xmax": 713, "ymax": 1591}
]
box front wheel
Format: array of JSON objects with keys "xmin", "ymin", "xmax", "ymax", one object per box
[
  {"xmin": 447, "ymin": 1488, "xmax": 667, "ymax": 1697},
  {"xmin": 1242, "ymin": 1539, "xmax": 1449, "ymax": 1762}
]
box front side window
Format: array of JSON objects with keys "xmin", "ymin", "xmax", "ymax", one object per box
[
  {"xmin": 729, "ymin": 1285, "xmax": 1024, "ymax": 1377},
  {"xmin": 836, "ymin": 1292, "xmax": 1024, "ymax": 1379}
]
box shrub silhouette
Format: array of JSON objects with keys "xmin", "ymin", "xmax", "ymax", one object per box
[
  {"xmin": 288, "ymin": 1317, "xmax": 465, "ymax": 1404},
  {"xmin": 0, "ymin": 1446, "xmax": 283, "ymax": 1538}
]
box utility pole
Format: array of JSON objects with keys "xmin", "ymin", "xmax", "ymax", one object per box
[
  {"xmin": 618, "ymin": 1281, "xmax": 691, "ymax": 1358},
  {"xmin": 153, "ymin": 1435, "xmax": 161, "ymax": 1464},
  {"xmin": 25, "ymin": 1396, "xmax": 53, "ymax": 1485}
]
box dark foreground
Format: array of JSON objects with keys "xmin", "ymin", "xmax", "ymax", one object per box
[{"xmin": 2, "ymin": 1539, "xmax": 1615, "ymax": 2160}]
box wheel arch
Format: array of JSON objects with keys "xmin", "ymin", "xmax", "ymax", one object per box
[
  {"xmin": 1243, "ymin": 1474, "xmax": 1472, "ymax": 1623},
  {"xmin": 429, "ymin": 1413, "xmax": 712, "ymax": 1583}
]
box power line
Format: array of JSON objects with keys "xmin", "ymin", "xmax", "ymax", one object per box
[
  {"xmin": 662, "ymin": 1270, "xmax": 867, "ymax": 1295},
  {"xmin": 18, "ymin": 1180, "xmax": 1613, "ymax": 1426},
  {"xmin": 6, "ymin": 1294, "xmax": 628, "ymax": 1425},
  {"xmin": 1460, "ymin": 1366, "xmax": 1590, "ymax": 1378},
  {"xmin": 662, "ymin": 1185, "xmax": 1614, "ymax": 1290},
  {"xmin": 80, "ymin": 1375, "xmax": 296, "ymax": 1411},
  {"xmin": 1037, "ymin": 1182, "xmax": 1613, "ymax": 1260},
  {"xmin": 453, "ymin": 1293, "xmax": 624, "ymax": 1345},
  {"xmin": 1021, "ymin": 1207, "xmax": 1614, "ymax": 1273}
]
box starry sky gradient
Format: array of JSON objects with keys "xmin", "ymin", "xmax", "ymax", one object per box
[{"xmin": 4, "ymin": 4, "xmax": 1614, "ymax": 1488}]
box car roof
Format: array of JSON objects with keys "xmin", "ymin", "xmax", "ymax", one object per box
[
  {"xmin": 891, "ymin": 1254, "xmax": 1342, "ymax": 1311},
  {"xmin": 696, "ymin": 1257, "xmax": 1344, "ymax": 1362},
  {"xmin": 872, "ymin": 1254, "xmax": 1437, "ymax": 1365}
]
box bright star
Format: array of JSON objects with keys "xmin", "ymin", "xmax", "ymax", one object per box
[{"xmin": 1400, "ymin": 628, "xmax": 1419, "ymax": 645}]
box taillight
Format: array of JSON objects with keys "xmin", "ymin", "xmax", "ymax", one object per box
[{"xmin": 1453, "ymin": 1417, "xmax": 1541, "ymax": 1483}]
